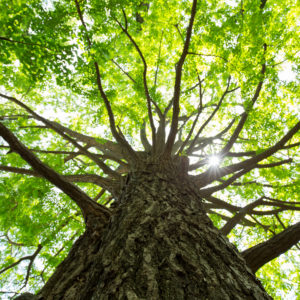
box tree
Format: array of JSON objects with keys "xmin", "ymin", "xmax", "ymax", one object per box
[{"xmin": 0, "ymin": 0, "xmax": 299, "ymax": 298}]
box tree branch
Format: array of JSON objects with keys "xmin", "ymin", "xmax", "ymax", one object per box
[
  {"xmin": 250, "ymin": 215, "xmax": 276, "ymax": 234},
  {"xmin": 0, "ymin": 123, "xmax": 111, "ymax": 224},
  {"xmin": 164, "ymin": 0, "xmax": 197, "ymax": 157},
  {"xmin": 187, "ymin": 118, "xmax": 236, "ymax": 170},
  {"xmin": 0, "ymin": 165, "xmax": 117, "ymax": 194},
  {"xmin": 202, "ymin": 158, "xmax": 294, "ymax": 195},
  {"xmin": 140, "ymin": 120, "xmax": 152, "ymax": 152},
  {"xmin": 22, "ymin": 245, "xmax": 43, "ymax": 289},
  {"xmin": 111, "ymin": 59, "xmax": 136, "ymax": 83},
  {"xmin": 94, "ymin": 60, "xmax": 138, "ymax": 162},
  {"xmin": 194, "ymin": 120, "xmax": 300, "ymax": 187},
  {"xmin": 224, "ymin": 142, "xmax": 299, "ymax": 158},
  {"xmin": 187, "ymin": 51, "xmax": 228, "ymax": 62},
  {"xmin": 74, "ymin": 0, "xmax": 92, "ymax": 47},
  {"xmin": 0, "ymin": 93, "xmax": 121, "ymax": 178},
  {"xmin": 177, "ymin": 74, "xmax": 204, "ymax": 154},
  {"xmin": 256, "ymin": 158, "xmax": 293, "ymax": 168},
  {"xmin": 44, "ymin": 121, "xmax": 124, "ymax": 160},
  {"xmin": 186, "ymin": 77, "xmax": 232, "ymax": 154},
  {"xmin": 220, "ymin": 50, "xmax": 266, "ymax": 156},
  {"xmin": 242, "ymin": 222, "xmax": 300, "ymax": 273},
  {"xmin": 1, "ymin": 144, "xmax": 124, "ymax": 166},
  {"xmin": 115, "ymin": 10, "xmax": 161, "ymax": 150},
  {"xmin": 0, "ymin": 244, "xmax": 42, "ymax": 277},
  {"xmin": 154, "ymin": 30, "xmax": 164, "ymax": 88},
  {"xmin": 205, "ymin": 209, "xmax": 257, "ymax": 227},
  {"xmin": 0, "ymin": 36, "xmax": 53, "ymax": 52},
  {"xmin": 204, "ymin": 195, "xmax": 241, "ymax": 213},
  {"xmin": 3, "ymin": 233, "xmax": 25, "ymax": 247},
  {"xmin": 221, "ymin": 198, "xmax": 264, "ymax": 235},
  {"xmin": 74, "ymin": 0, "xmax": 137, "ymax": 161}
]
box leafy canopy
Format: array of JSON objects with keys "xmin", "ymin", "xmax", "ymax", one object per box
[{"xmin": 0, "ymin": 0, "xmax": 299, "ymax": 298}]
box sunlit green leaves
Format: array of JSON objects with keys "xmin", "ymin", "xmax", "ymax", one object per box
[{"xmin": 0, "ymin": 0, "xmax": 299, "ymax": 298}]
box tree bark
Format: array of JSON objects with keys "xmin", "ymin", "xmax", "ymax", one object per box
[
  {"xmin": 37, "ymin": 169, "xmax": 271, "ymax": 299},
  {"xmin": 242, "ymin": 221, "xmax": 300, "ymax": 273}
]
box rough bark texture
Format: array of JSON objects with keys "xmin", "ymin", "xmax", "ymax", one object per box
[{"xmin": 37, "ymin": 167, "xmax": 271, "ymax": 299}]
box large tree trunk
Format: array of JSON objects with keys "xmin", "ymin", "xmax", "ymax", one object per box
[{"xmin": 37, "ymin": 169, "xmax": 271, "ymax": 299}]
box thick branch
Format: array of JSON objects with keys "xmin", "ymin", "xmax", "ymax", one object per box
[
  {"xmin": 221, "ymin": 198, "xmax": 264, "ymax": 235},
  {"xmin": 206, "ymin": 210, "xmax": 257, "ymax": 227},
  {"xmin": 140, "ymin": 121, "xmax": 152, "ymax": 152},
  {"xmin": 45, "ymin": 121, "xmax": 124, "ymax": 160},
  {"xmin": 0, "ymin": 165, "xmax": 117, "ymax": 194},
  {"xmin": 0, "ymin": 93, "xmax": 120, "ymax": 178},
  {"xmin": 204, "ymin": 195, "xmax": 241, "ymax": 213},
  {"xmin": 0, "ymin": 123, "xmax": 111, "ymax": 223},
  {"xmin": 199, "ymin": 165, "xmax": 258, "ymax": 195},
  {"xmin": 194, "ymin": 120, "xmax": 300, "ymax": 187},
  {"xmin": 260, "ymin": 0, "xmax": 268, "ymax": 9},
  {"xmin": 242, "ymin": 222, "xmax": 300, "ymax": 273},
  {"xmin": 226, "ymin": 151, "xmax": 256, "ymax": 157}
]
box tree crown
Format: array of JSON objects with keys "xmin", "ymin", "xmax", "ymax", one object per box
[{"xmin": 0, "ymin": 0, "xmax": 299, "ymax": 298}]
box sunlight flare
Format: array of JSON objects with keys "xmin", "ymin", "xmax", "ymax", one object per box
[{"xmin": 208, "ymin": 155, "xmax": 220, "ymax": 167}]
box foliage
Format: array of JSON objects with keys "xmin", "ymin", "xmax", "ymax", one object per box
[{"xmin": 0, "ymin": 0, "xmax": 299, "ymax": 298}]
